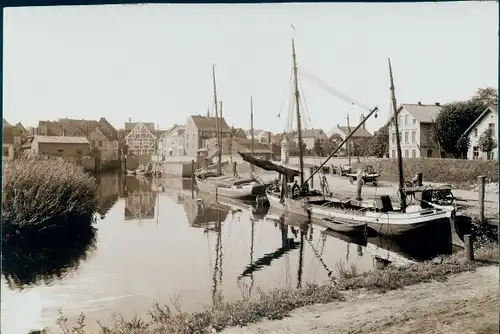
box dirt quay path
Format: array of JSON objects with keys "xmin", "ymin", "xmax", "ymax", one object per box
[{"xmin": 221, "ymin": 266, "xmax": 499, "ymax": 334}]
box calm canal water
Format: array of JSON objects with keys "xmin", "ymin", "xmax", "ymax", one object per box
[{"xmin": 1, "ymin": 172, "xmax": 456, "ymax": 334}]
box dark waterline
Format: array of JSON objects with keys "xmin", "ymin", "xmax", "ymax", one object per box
[{"xmin": 1, "ymin": 172, "xmax": 459, "ymax": 333}]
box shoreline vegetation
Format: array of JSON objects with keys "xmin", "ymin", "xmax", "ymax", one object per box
[
  {"xmin": 2, "ymin": 156, "xmax": 98, "ymax": 238},
  {"xmin": 53, "ymin": 240, "xmax": 498, "ymax": 334}
]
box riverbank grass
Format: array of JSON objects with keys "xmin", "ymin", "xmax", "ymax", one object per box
[
  {"xmin": 57, "ymin": 243, "xmax": 498, "ymax": 334},
  {"xmin": 2, "ymin": 156, "xmax": 97, "ymax": 235}
]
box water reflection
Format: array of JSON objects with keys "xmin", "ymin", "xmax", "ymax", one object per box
[
  {"xmin": 123, "ymin": 176, "xmax": 158, "ymax": 221},
  {"xmin": 1, "ymin": 215, "xmax": 97, "ymax": 290},
  {"xmin": 1, "ymin": 173, "xmax": 467, "ymax": 333}
]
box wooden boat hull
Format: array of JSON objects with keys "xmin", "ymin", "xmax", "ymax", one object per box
[
  {"xmin": 321, "ymin": 218, "xmax": 366, "ymax": 234},
  {"xmin": 196, "ymin": 177, "xmax": 265, "ymax": 200},
  {"xmin": 309, "ymin": 203, "xmax": 451, "ymax": 237}
]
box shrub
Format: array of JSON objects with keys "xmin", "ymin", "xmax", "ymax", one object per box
[{"xmin": 2, "ymin": 156, "xmax": 98, "ymax": 228}]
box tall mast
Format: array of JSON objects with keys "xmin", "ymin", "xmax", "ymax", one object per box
[
  {"xmin": 346, "ymin": 113, "xmax": 351, "ymax": 166},
  {"xmin": 250, "ymin": 96, "xmax": 255, "ymax": 174},
  {"xmin": 292, "ymin": 38, "xmax": 305, "ymax": 186},
  {"xmin": 219, "ymin": 101, "xmax": 223, "ymax": 175},
  {"xmin": 388, "ymin": 58, "xmax": 406, "ymax": 213},
  {"xmin": 212, "ymin": 65, "xmax": 221, "ymax": 174}
]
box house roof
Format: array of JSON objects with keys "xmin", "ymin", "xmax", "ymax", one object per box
[
  {"xmin": 294, "ymin": 128, "xmax": 328, "ymax": 138},
  {"xmin": 38, "ymin": 120, "xmax": 63, "ymax": 136},
  {"xmin": 58, "ymin": 118, "xmax": 98, "ymax": 136},
  {"xmin": 3, "ymin": 126, "xmax": 14, "ymax": 144},
  {"xmin": 125, "ymin": 122, "xmax": 155, "ymax": 132},
  {"xmin": 385, "ymin": 104, "xmax": 442, "ymax": 127},
  {"xmin": 3, "ymin": 118, "xmax": 12, "ymax": 127},
  {"xmin": 155, "ymin": 130, "xmax": 168, "ymax": 139},
  {"xmin": 97, "ymin": 117, "xmax": 119, "ymax": 141},
  {"xmin": 191, "ymin": 115, "xmax": 231, "ymax": 132},
  {"xmin": 461, "ymin": 106, "xmax": 498, "ymax": 137},
  {"xmin": 232, "ymin": 127, "xmax": 247, "ymax": 138},
  {"xmin": 337, "ymin": 126, "xmax": 372, "ymax": 138},
  {"xmin": 34, "ymin": 135, "xmax": 90, "ymax": 144},
  {"xmin": 21, "ymin": 136, "xmax": 34, "ymax": 148},
  {"xmin": 13, "ymin": 123, "xmax": 27, "ymax": 136}
]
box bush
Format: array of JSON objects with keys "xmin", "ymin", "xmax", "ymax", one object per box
[{"xmin": 2, "ymin": 156, "xmax": 98, "ymax": 229}]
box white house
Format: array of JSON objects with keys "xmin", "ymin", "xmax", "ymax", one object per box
[
  {"xmin": 387, "ymin": 102, "xmax": 442, "ymax": 159},
  {"xmin": 461, "ymin": 106, "xmax": 498, "ymax": 160},
  {"xmin": 159, "ymin": 124, "xmax": 186, "ymax": 157},
  {"xmin": 294, "ymin": 128, "xmax": 328, "ymax": 150}
]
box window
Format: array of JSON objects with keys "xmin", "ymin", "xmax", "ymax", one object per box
[
  {"xmin": 487, "ymin": 151, "xmax": 494, "ymax": 160},
  {"xmin": 392, "ymin": 150, "xmax": 396, "ymax": 158},
  {"xmin": 391, "ymin": 132, "xmax": 396, "ymax": 144},
  {"xmin": 404, "ymin": 115, "xmax": 408, "ymax": 125},
  {"xmin": 411, "ymin": 131, "xmax": 416, "ymax": 143},
  {"xmin": 473, "ymin": 146, "xmax": 479, "ymax": 160},
  {"xmin": 398, "ymin": 116, "xmax": 403, "ymax": 125},
  {"xmin": 404, "ymin": 132, "xmax": 409, "ymax": 144},
  {"xmin": 488, "ymin": 123, "xmax": 495, "ymax": 137},
  {"xmin": 427, "ymin": 149, "xmax": 433, "ymax": 158},
  {"xmin": 3, "ymin": 147, "xmax": 9, "ymax": 156},
  {"xmin": 412, "ymin": 149, "xmax": 416, "ymax": 158},
  {"xmin": 404, "ymin": 150, "xmax": 409, "ymax": 158},
  {"xmin": 76, "ymin": 149, "xmax": 82, "ymax": 155},
  {"xmin": 413, "ymin": 118, "xmax": 416, "ymax": 125},
  {"xmin": 98, "ymin": 140, "xmax": 103, "ymax": 147},
  {"xmin": 57, "ymin": 148, "xmax": 64, "ymax": 153},
  {"xmin": 474, "ymin": 128, "xmax": 478, "ymax": 137}
]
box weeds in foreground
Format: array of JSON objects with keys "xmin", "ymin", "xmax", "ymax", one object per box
[
  {"xmin": 2, "ymin": 156, "xmax": 97, "ymax": 228},
  {"xmin": 55, "ymin": 244, "xmax": 498, "ymax": 334}
]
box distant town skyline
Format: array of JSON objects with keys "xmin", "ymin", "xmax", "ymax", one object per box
[{"xmin": 3, "ymin": 2, "xmax": 498, "ymax": 133}]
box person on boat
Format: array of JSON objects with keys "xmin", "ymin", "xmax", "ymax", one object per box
[
  {"xmin": 300, "ymin": 181, "xmax": 309, "ymax": 195},
  {"xmin": 292, "ymin": 180, "xmax": 300, "ymax": 198}
]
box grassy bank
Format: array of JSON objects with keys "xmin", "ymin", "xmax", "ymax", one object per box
[
  {"xmin": 353, "ymin": 158, "xmax": 498, "ymax": 186},
  {"xmin": 55, "ymin": 241, "xmax": 498, "ymax": 334},
  {"xmin": 2, "ymin": 156, "xmax": 98, "ymax": 234}
]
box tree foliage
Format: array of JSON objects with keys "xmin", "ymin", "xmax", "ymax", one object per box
[
  {"xmin": 367, "ymin": 125, "xmax": 389, "ymax": 158},
  {"xmin": 471, "ymin": 87, "xmax": 498, "ymax": 108},
  {"xmin": 478, "ymin": 128, "xmax": 497, "ymax": 153},
  {"xmin": 434, "ymin": 100, "xmax": 486, "ymax": 157}
]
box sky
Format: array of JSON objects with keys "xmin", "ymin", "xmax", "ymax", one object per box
[{"xmin": 3, "ymin": 2, "xmax": 498, "ymax": 134}]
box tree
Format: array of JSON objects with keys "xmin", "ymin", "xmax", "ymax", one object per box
[
  {"xmin": 434, "ymin": 100, "xmax": 486, "ymax": 157},
  {"xmin": 329, "ymin": 134, "xmax": 344, "ymax": 151},
  {"xmin": 367, "ymin": 125, "xmax": 389, "ymax": 158},
  {"xmin": 478, "ymin": 128, "xmax": 497, "ymax": 153},
  {"xmin": 471, "ymin": 87, "xmax": 498, "ymax": 108}
]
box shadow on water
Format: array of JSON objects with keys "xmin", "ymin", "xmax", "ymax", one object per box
[{"xmin": 1, "ymin": 215, "xmax": 97, "ymax": 290}]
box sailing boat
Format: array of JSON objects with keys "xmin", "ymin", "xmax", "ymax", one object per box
[
  {"xmin": 306, "ymin": 60, "xmax": 456, "ymax": 236},
  {"xmin": 253, "ymin": 40, "xmax": 455, "ymax": 236},
  {"xmin": 195, "ymin": 67, "xmax": 268, "ymax": 200}
]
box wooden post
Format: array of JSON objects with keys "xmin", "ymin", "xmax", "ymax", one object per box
[
  {"xmin": 477, "ymin": 175, "xmax": 485, "ymax": 223},
  {"xmin": 233, "ymin": 161, "xmax": 237, "ymax": 176},
  {"xmin": 309, "ymin": 166, "xmax": 314, "ymax": 189},
  {"xmin": 215, "ymin": 186, "xmax": 218, "ymax": 201},
  {"xmin": 464, "ymin": 234, "xmax": 474, "ymax": 262},
  {"xmin": 355, "ymin": 168, "xmax": 363, "ymax": 201}
]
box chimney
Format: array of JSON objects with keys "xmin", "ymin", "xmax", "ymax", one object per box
[
  {"xmin": 417, "ymin": 101, "xmax": 422, "ymax": 106},
  {"xmin": 359, "ymin": 114, "xmax": 365, "ymax": 129},
  {"xmin": 128, "ymin": 117, "xmax": 131, "ymax": 123},
  {"xmin": 435, "ymin": 102, "xmax": 440, "ymax": 106},
  {"xmin": 268, "ymin": 131, "xmax": 271, "ymax": 144}
]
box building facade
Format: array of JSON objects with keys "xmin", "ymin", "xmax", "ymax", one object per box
[
  {"xmin": 184, "ymin": 115, "xmax": 232, "ymax": 157},
  {"xmin": 462, "ymin": 106, "xmax": 498, "ymax": 160},
  {"xmin": 2, "ymin": 124, "xmax": 15, "ymax": 161},
  {"xmin": 124, "ymin": 121, "xmax": 157, "ymax": 156},
  {"xmin": 24, "ymin": 136, "xmax": 91, "ymax": 157},
  {"xmin": 159, "ymin": 124, "xmax": 186, "ymax": 157},
  {"xmin": 294, "ymin": 128, "xmax": 329, "ymax": 150},
  {"xmin": 387, "ymin": 103, "xmax": 442, "ymax": 159}
]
